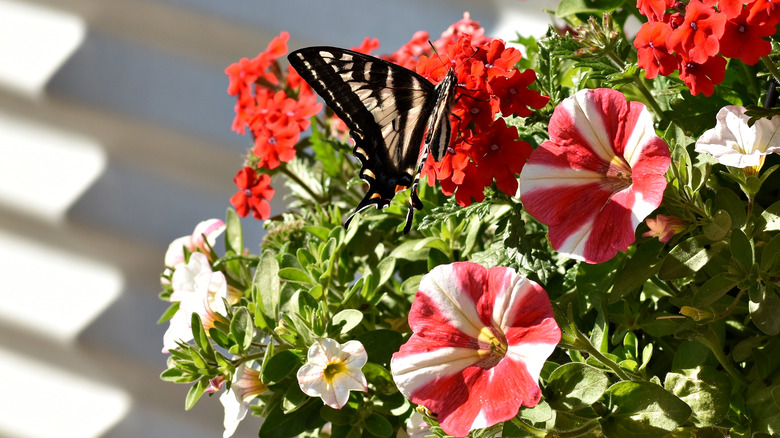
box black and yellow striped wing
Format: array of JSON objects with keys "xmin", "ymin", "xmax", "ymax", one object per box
[{"xmin": 288, "ymin": 46, "xmax": 457, "ymax": 233}]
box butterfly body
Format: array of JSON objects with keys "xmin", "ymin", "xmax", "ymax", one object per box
[{"xmin": 288, "ymin": 47, "xmax": 457, "ymax": 233}]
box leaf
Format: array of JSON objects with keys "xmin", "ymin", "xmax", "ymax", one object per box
[
  {"xmin": 375, "ymin": 257, "xmax": 396, "ymax": 289},
  {"xmin": 546, "ymin": 363, "xmax": 610, "ymax": 411},
  {"xmin": 714, "ymin": 188, "xmax": 746, "ymax": 229},
  {"xmin": 601, "ymin": 381, "xmax": 692, "ymax": 438},
  {"xmin": 184, "ymin": 378, "xmax": 207, "ymax": 411},
  {"xmin": 278, "ymin": 267, "xmax": 314, "ymax": 285},
  {"xmin": 224, "ymin": 208, "xmax": 243, "ymax": 255},
  {"xmin": 356, "ymin": 329, "xmax": 404, "ymax": 367},
  {"xmin": 364, "ymin": 413, "xmax": 393, "ymax": 438},
  {"xmin": 263, "ymin": 350, "xmax": 302, "ymax": 384},
  {"xmin": 255, "ymin": 251, "xmax": 281, "ymax": 324},
  {"xmin": 229, "ymin": 307, "xmax": 254, "ymax": 352},
  {"xmin": 692, "ymin": 273, "xmax": 738, "ymax": 306},
  {"xmin": 664, "ymin": 367, "xmax": 730, "ymax": 427},
  {"xmin": 282, "ymin": 382, "xmax": 308, "ymax": 414},
  {"xmin": 611, "ymin": 239, "xmax": 664, "ymax": 302},
  {"xmin": 659, "ymin": 235, "xmax": 728, "ymax": 279},
  {"xmin": 702, "ymin": 210, "xmax": 731, "ymax": 241},
  {"xmin": 259, "ymin": 398, "xmax": 326, "ymax": 438},
  {"xmin": 746, "ymin": 384, "xmax": 780, "ymax": 435},
  {"xmin": 761, "ymin": 200, "xmax": 780, "ymax": 231},
  {"xmin": 730, "ymin": 228, "xmax": 754, "ymax": 270},
  {"xmin": 749, "ymin": 284, "xmax": 780, "ymax": 335},
  {"xmin": 329, "ymin": 309, "xmax": 363, "ymax": 336}
]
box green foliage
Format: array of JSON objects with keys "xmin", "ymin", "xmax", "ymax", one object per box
[{"xmin": 159, "ymin": 3, "xmax": 780, "ymax": 437}]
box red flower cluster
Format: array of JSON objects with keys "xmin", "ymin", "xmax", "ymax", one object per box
[
  {"xmin": 416, "ymin": 34, "xmax": 549, "ymax": 206},
  {"xmin": 635, "ymin": 0, "xmax": 778, "ymax": 96},
  {"xmin": 226, "ymin": 32, "xmax": 322, "ymax": 169},
  {"xmin": 226, "ymin": 32, "xmax": 322, "ymax": 219}
]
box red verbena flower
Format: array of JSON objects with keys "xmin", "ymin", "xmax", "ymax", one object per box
[
  {"xmin": 667, "ymin": 1, "xmax": 727, "ymax": 64},
  {"xmin": 747, "ymin": 0, "xmax": 780, "ymax": 26},
  {"xmin": 719, "ymin": 6, "xmax": 774, "ymax": 65},
  {"xmin": 230, "ymin": 167, "xmax": 275, "ymax": 220},
  {"xmin": 678, "ymin": 55, "xmax": 727, "ymax": 96},
  {"xmin": 638, "ymin": 0, "xmax": 676, "ymax": 21},
  {"xmin": 391, "ymin": 262, "xmax": 561, "ymax": 437},
  {"xmin": 520, "ymin": 88, "xmax": 671, "ymax": 264},
  {"xmin": 634, "ymin": 22, "xmax": 679, "ymax": 78}
]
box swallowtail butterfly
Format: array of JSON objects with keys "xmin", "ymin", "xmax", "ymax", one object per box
[{"xmin": 288, "ymin": 47, "xmax": 458, "ymax": 234}]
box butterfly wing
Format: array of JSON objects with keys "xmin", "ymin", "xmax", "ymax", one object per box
[{"xmin": 288, "ymin": 47, "xmax": 442, "ymax": 231}]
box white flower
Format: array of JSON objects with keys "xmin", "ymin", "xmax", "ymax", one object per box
[
  {"xmin": 162, "ymin": 253, "xmax": 229, "ymax": 353},
  {"xmin": 695, "ymin": 105, "xmax": 780, "ymax": 171},
  {"xmin": 401, "ymin": 411, "xmax": 432, "ymax": 438},
  {"xmin": 164, "ymin": 218, "xmax": 226, "ymax": 269},
  {"xmin": 297, "ymin": 338, "xmax": 368, "ymax": 409},
  {"xmin": 219, "ymin": 363, "xmax": 268, "ymax": 438}
]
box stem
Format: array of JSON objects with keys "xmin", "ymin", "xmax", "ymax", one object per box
[
  {"xmin": 717, "ymin": 288, "xmax": 746, "ymax": 320},
  {"xmin": 576, "ymin": 329, "xmax": 633, "ymax": 381},
  {"xmin": 695, "ymin": 330, "xmax": 748, "ymax": 386},
  {"xmin": 510, "ymin": 417, "xmax": 546, "ymax": 436},
  {"xmin": 280, "ymin": 164, "xmax": 322, "ymax": 203},
  {"xmin": 634, "ymin": 77, "xmax": 666, "ymax": 121},
  {"xmin": 762, "ymin": 56, "xmax": 780, "ymax": 84}
]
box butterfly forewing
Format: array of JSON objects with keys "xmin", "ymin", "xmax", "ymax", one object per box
[{"xmin": 288, "ymin": 46, "xmax": 457, "ymax": 233}]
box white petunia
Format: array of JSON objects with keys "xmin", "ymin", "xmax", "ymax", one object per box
[
  {"xmin": 297, "ymin": 338, "xmax": 368, "ymax": 409},
  {"xmin": 220, "ymin": 363, "xmax": 268, "ymax": 438},
  {"xmin": 695, "ymin": 105, "xmax": 780, "ymax": 172}
]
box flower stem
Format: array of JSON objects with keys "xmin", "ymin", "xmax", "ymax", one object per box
[
  {"xmin": 695, "ymin": 329, "xmax": 748, "ymax": 386},
  {"xmin": 762, "ymin": 56, "xmax": 780, "ymax": 84},
  {"xmin": 280, "ymin": 164, "xmax": 322, "ymax": 203}
]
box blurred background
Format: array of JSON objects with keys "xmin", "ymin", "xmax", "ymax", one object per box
[{"xmin": 0, "ymin": 0, "xmax": 553, "ymax": 436}]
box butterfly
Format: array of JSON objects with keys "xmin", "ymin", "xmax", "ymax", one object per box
[{"xmin": 287, "ymin": 47, "xmax": 458, "ymax": 234}]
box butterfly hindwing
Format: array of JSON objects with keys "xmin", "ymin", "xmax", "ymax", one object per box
[{"xmin": 288, "ymin": 46, "xmax": 457, "ymax": 233}]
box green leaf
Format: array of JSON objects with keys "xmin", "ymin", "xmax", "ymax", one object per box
[
  {"xmin": 730, "ymin": 228, "xmax": 754, "ymax": 270},
  {"xmin": 364, "ymin": 413, "xmax": 393, "ymax": 438},
  {"xmin": 263, "ymin": 350, "xmax": 302, "ymax": 384},
  {"xmin": 229, "ymin": 307, "xmax": 254, "ymax": 352},
  {"xmin": 278, "ymin": 267, "xmax": 313, "ymax": 285},
  {"xmin": 184, "ymin": 378, "xmax": 207, "ymax": 411},
  {"xmin": 255, "ymin": 250, "xmax": 281, "ymax": 324},
  {"xmin": 224, "ymin": 208, "xmax": 243, "ymax": 255},
  {"xmin": 357, "ymin": 329, "xmax": 404, "ymax": 367},
  {"xmin": 611, "ymin": 239, "xmax": 664, "ymax": 302},
  {"xmin": 692, "ymin": 273, "xmax": 738, "ymax": 306},
  {"xmin": 601, "ymin": 381, "xmax": 692, "ymax": 438},
  {"xmin": 702, "ymin": 210, "xmax": 731, "ymax": 241},
  {"xmin": 260, "ymin": 398, "xmax": 325, "ymax": 438},
  {"xmin": 749, "ymin": 284, "xmax": 780, "ymax": 335},
  {"xmin": 760, "ymin": 200, "xmax": 780, "ymax": 231},
  {"xmin": 659, "ymin": 235, "xmax": 728, "ymax": 279},
  {"xmin": 375, "ymin": 257, "xmax": 396, "ymax": 289},
  {"xmin": 761, "ymin": 232, "xmax": 780, "ymax": 271},
  {"xmin": 714, "ymin": 188, "xmax": 746, "ymax": 229},
  {"xmin": 546, "ymin": 363, "xmax": 610, "ymax": 411},
  {"xmin": 746, "ymin": 384, "xmax": 780, "ymax": 435},
  {"xmin": 329, "ymin": 309, "xmax": 363, "ymax": 336},
  {"xmin": 282, "ymin": 382, "xmax": 308, "ymax": 414},
  {"xmin": 664, "ymin": 367, "xmax": 731, "ymax": 427}
]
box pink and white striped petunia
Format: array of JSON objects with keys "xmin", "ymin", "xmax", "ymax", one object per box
[
  {"xmin": 390, "ymin": 262, "xmax": 560, "ymax": 437},
  {"xmin": 519, "ymin": 88, "xmax": 671, "ymax": 264}
]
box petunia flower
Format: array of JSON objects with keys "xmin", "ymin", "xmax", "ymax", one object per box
[
  {"xmin": 390, "ymin": 262, "xmax": 561, "ymax": 437},
  {"xmin": 643, "ymin": 214, "xmax": 687, "ymax": 242},
  {"xmin": 163, "ymin": 218, "xmax": 226, "ymax": 270},
  {"xmin": 220, "ymin": 362, "xmax": 269, "ymax": 438},
  {"xmin": 695, "ymin": 105, "xmax": 780, "ymax": 175},
  {"xmin": 520, "ymin": 88, "xmax": 671, "ymax": 264},
  {"xmin": 297, "ymin": 339, "xmax": 368, "ymax": 409},
  {"xmin": 162, "ymin": 253, "xmax": 231, "ymax": 353}
]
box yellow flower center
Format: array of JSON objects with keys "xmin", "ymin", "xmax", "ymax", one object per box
[
  {"xmin": 323, "ymin": 360, "xmax": 347, "ymax": 384},
  {"xmin": 602, "ymin": 155, "xmax": 633, "ymax": 194},
  {"xmin": 477, "ymin": 326, "xmax": 508, "ymax": 366}
]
